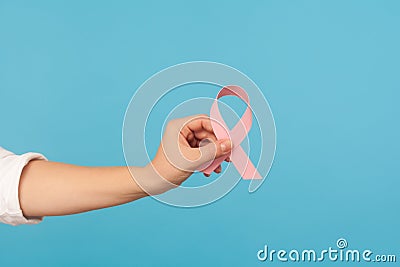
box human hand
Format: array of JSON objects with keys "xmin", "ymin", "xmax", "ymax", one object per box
[{"xmin": 131, "ymin": 115, "xmax": 232, "ymax": 195}]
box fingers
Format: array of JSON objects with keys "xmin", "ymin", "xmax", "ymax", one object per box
[
  {"xmin": 164, "ymin": 115, "xmax": 232, "ymax": 172},
  {"xmin": 178, "ymin": 115, "xmax": 218, "ymax": 148},
  {"xmin": 185, "ymin": 132, "xmax": 197, "ymax": 147},
  {"xmin": 182, "ymin": 114, "xmax": 213, "ymax": 133},
  {"xmin": 198, "ymin": 138, "xmax": 232, "ymax": 164},
  {"xmin": 194, "ymin": 130, "xmax": 217, "ymax": 142},
  {"xmin": 214, "ymin": 165, "xmax": 222, "ymax": 173},
  {"xmin": 215, "ymin": 139, "xmax": 233, "ymax": 159},
  {"xmin": 203, "ymin": 165, "xmax": 222, "ymax": 177}
]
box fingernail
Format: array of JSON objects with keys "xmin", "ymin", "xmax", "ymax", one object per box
[{"xmin": 221, "ymin": 140, "xmax": 232, "ymax": 153}]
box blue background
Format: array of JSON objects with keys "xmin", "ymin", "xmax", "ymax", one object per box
[{"xmin": 0, "ymin": 0, "xmax": 399, "ymax": 266}]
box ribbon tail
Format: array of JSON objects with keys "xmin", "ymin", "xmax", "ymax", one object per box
[{"xmin": 230, "ymin": 146, "xmax": 262, "ymax": 179}]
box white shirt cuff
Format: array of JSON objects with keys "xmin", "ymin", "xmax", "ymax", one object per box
[{"xmin": 0, "ymin": 147, "xmax": 47, "ymax": 226}]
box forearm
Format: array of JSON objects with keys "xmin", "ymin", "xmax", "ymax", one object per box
[
  {"xmin": 19, "ymin": 160, "xmax": 148, "ymax": 217},
  {"xmin": 17, "ymin": 115, "xmax": 230, "ymax": 219}
]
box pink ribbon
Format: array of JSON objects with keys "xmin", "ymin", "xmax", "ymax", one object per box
[{"xmin": 202, "ymin": 85, "xmax": 261, "ymax": 179}]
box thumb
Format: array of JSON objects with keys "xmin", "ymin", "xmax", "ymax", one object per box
[{"xmin": 198, "ymin": 139, "xmax": 232, "ymax": 164}]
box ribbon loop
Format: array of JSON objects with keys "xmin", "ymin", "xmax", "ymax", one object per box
[{"xmin": 202, "ymin": 85, "xmax": 261, "ymax": 179}]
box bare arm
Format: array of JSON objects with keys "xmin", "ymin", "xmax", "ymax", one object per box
[
  {"xmin": 19, "ymin": 162, "xmax": 147, "ymax": 217},
  {"xmin": 19, "ymin": 115, "xmax": 232, "ymax": 218}
]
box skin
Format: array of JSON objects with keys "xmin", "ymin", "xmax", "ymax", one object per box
[{"xmin": 19, "ymin": 115, "xmax": 232, "ymax": 217}]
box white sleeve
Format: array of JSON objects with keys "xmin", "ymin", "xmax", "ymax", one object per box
[{"xmin": 0, "ymin": 147, "xmax": 47, "ymax": 226}]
